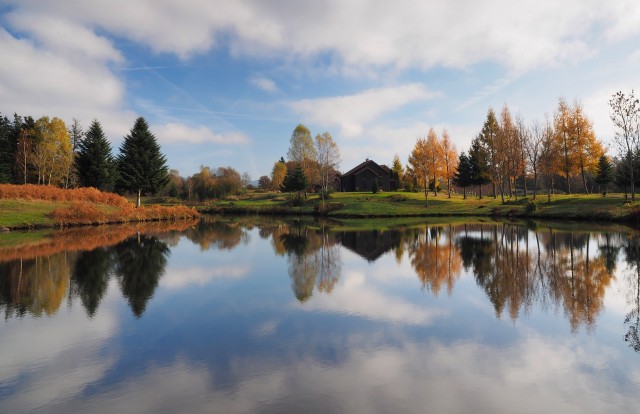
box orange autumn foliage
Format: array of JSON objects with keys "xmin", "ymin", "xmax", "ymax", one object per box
[
  {"xmin": 0, "ymin": 184, "xmax": 130, "ymax": 207},
  {"xmin": 0, "ymin": 184, "xmax": 199, "ymax": 226}
]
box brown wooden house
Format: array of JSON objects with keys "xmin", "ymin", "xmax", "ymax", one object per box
[{"xmin": 340, "ymin": 159, "xmax": 398, "ymax": 192}]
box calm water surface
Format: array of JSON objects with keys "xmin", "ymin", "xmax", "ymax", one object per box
[{"xmin": 1, "ymin": 216, "xmax": 640, "ymax": 413}]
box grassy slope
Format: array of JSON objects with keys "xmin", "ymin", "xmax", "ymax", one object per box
[
  {"xmin": 0, "ymin": 199, "xmax": 58, "ymax": 228},
  {"xmin": 200, "ymin": 191, "xmax": 636, "ymax": 222}
]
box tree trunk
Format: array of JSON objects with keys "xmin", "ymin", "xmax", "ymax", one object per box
[
  {"xmin": 533, "ymin": 170, "xmax": 537, "ymax": 200},
  {"xmin": 478, "ymin": 184, "xmax": 483, "ymax": 199},
  {"xmin": 424, "ymin": 183, "xmax": 429, "ymax": 207},
  {"xmin": 581, "ymin": 164, "xmax": 588, "ymax": 194},
  {"xmin": 433, "ymin": 174, "xmax": 437, "ymax": 197},
  {"xmin": 492, "ymin": 182, "xmax": 496, "ymax": 198},
  {"xmin": 463, "ymin": 186, "xmax": 467, "ymax": 199},
  {"xmin": 136, "ymin": 189, "xmax": 141, "ymax": 208}
]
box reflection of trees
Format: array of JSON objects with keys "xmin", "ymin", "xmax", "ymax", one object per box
[
  {"xmin": 113, "ymin": 235, "xmax": 170, "ymax": 317},
  {"xmin": 538, "ymin": 230, "xmax": 612, "ymax": 331},
  {"xmin": 0, "ymin": 253, "xmax": 73, "ymax": 318},
  {"xmin": 624, "ymin": 235, "xmax": 640, "ymax": 351},
  {"xmin": 184, "ymin": 217, "xmax": 248, "ymax": 251},
  {"xmin": 409, "ymin": 225, "xmax": 462, "ymax": 295},
  {"xmin": 278, "ymin": 222, "xmax": 341, "ymax": 302},
  {"xmin": 0, "ymin": 222, "xmax": 188, "ymax": 319},
  {"xmin": 70, "ymin": 247, "xmax": 114, "ymax": 317},
  {"xmin": 453, "ymin": 224, "xmax": 614, "ymax": 331}
]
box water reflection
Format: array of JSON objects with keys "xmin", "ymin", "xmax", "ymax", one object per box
[
  {"xmin": 3, "ymin": 217, "xmax": 640, "ymax": 412},
  {"xmin": 0, "ymin": 221, "xmax": 192, "ymax": 318},
  {"xmin": 0, "ymin": 217, "xmax": 639, "ymax": 337}
]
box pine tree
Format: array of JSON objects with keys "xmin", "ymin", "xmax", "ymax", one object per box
[
  {"xmin": 594, "ymin": 155, "xmax": 614, "ymax": 196},
  {"xmin": 468, "ymin": 137, "xmax": 491, "ymax": 198},
  {"xmin": 117, "ymin": 117, "xmax": 169, "ymax": 207},
  {"xmin": 76, "ymin": 119, "xmax": 117, "ymax": 191},
  {"xmin": 453, "ymin": 152, "xmax": 473, "ymax": 199},
  {"xmin": 282, "ymin": 165, "xmax": 308, "ymax": 201},
  {"xmin": 0, "ymin": 114, "xmax": 12, "ymax": 183}
]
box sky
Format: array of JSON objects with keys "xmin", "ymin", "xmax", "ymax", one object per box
[{"xmin": 1, "ymin": 0, "xmax": 640, "ymax": 179}]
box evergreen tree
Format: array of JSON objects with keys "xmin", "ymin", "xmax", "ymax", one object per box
[
  {"xmin": 468, "ymin": 137, "xmax": 491, "ymax": 198},
  {"xmin": 76, "ymin": 119, "xmax": 117, "ymax": 191},
  {"xmin": 117, "ymin": 117, "xmax": 169, "ymax": 207},
  {"xmin": 282, "ymin": 165, "xmax": 308, "ymax": 201},
  {"xmin": 391, "ymin": 154, "xmax": 404, "ymax": 189},
  {"xmin": 594, "ymin": 155, "xmax": 614, "ymax": 196},
  {"xmin": 0, "ymin": 114, "xmax": 12, "ymax": 183},
  {"xmin": 453, "ymin": 152, "xmax": 473, "ymax": 199}
]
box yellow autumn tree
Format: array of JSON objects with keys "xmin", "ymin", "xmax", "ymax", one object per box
[
  {"xmin": 409, "ymin": 137, "xmax": 432, "ymax": 206},
  {"xmin": 554, "ymin": 98, "xmax": 579, "ymax": 193},
  {"xmin": 425, "ymin": 128, "xmax": 444, "ymax": 196},
  {"xmin": 271, "ymin": 159, "xmax": 287, "ymax": 191},
  {"xmin": 440, "ymin": 129, "xmax": 458, "ymax": 198},
  {"xmin": 570, "ymin": 101, "xmax": 603, "ymax": 193},
  {"xmin": 31, "ymin": 117, "xmax": 73, "ymax": 186}
]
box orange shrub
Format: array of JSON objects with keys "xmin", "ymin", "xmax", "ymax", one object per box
[
  {"xmin": 0, "ymin": 184, "xmax": 199, "ymax": 227},
  {"xmin": 0, "ymin": 184, "xmax": 130, "ymax": 208},
  {"xmin": 50, "ymin": 202, "xmax": 108, "ymax": 225}
]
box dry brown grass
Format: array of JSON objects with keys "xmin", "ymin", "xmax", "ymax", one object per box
[{"xmin": 0, "ymin": 184, "xmax": 199, "ymax": 227}]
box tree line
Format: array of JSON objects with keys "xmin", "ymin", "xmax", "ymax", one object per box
[
  {"xmin": 0, "ymin": 114, "xmax": 169, "ymax": 207},
  {"xmin": 2, "ymin": 89, "xmax": 637, "ymax": 206},
  {"xmin": 400, "ymin": 94, "xmax": 638, "ymax": 205}
]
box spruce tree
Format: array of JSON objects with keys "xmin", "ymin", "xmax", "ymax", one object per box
[
  {"xmin": 468, "ymin": 137, "xmax": 491, "ymax": 198},
  {"xmin": 453, "ymin": 152, "xmax": 473, "ymax": 199},
  {"xmin": 595, "ymin": 155, "xmax": 614, "ymax": 196},
  {"xmin": 76, "ymin": 119, "xmax": 117, "ymax": 191},
  {"xmin": 282, "ymin": 165, "xmax": 308, "ymax": 201},
  {"xmin": 117, "ymin": 117, "xmax": 169, "ymax": 207},
  {"xmin": 0, "ymin": 114, "xmax": 12, "ymax": 183}
]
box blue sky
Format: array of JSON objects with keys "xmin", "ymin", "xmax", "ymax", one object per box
[{"xmin": 1, "ymin": 0, "xmax": 640, "ymax": 179}]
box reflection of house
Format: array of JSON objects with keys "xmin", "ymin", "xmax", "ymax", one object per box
[
  {"xmin": 340, "ymin": 159, "xmax": 398, "ymax": 192},
  {"xmin": 338, "ymin": 230, "xmax": 403, "ymax": 262}
]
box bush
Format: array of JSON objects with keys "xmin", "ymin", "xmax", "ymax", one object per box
[
  {"xmin": 372, "ymin": 180, "xmax": 379, "ymax": 194},
  {"xmin": 314, "ymin": 202, "xmax": 344, "ymax": 215},
  {"xmin": 526, "ymin": 199, "xmax": 538, "ymax": 213}
]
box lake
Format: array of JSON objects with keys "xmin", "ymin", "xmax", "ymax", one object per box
[{"xmin": 1, "ymin": 216, "xmax": 640, "ymax": 413}]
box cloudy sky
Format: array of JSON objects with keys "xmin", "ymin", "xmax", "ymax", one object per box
[{"xmin": 2, "ymin": 0, "xmax": 640, "ymax": 178}]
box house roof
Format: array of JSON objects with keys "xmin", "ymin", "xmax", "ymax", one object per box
[{"xmin": 341, "ymin": 159, "xmax": 389, "ymax": 178}]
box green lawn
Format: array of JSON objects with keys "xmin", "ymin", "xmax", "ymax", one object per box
[
  {"xmin": 1, "ymin": 190, "xmax": 637, "ymax": 231},
  {"xmin": 200, "ymin": 190, "xmax": 634, "ymax": 222},
  {"xmin": 0, "ymin": 199, "xmax": 58, "ymax": 228}
]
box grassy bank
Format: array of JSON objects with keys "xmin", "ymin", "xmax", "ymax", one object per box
[
  {"xmin": 0, "ymin": 184, "xmax": 199, "ymax": 230},
  {"xmin": 198, "ymin": 190, "xmax": 640, "ymax": 223}
]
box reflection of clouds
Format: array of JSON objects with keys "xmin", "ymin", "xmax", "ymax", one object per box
[
  {"xmin": 161, "ymin": 265, "xmax": 251, "ymax": 289},
  {"xmin": 34, "ymin": 331, "xmax": 638, "ymax": 413},
  {"xmin": 300, "ymin": 270, "xmax": 446, "ymax": 325},
  {"xmin": 0, "ymin": 281, "xmax": 119, "ymax": 412}
]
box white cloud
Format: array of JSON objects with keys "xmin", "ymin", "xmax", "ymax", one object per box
[
  {"xmin": 0, "ymin": 281, "xmax": 119, "ymax": 412},
  {"xmin": 7, "ymin": 12, "xmax": 123, "ymax": 63},
  {"xmin": 248, "ymin": 75, "xmax": 278, "ymax": 93},
  {"xmin": 154, "ymin": 123, "xmax": 250, "ymax": 145},
  {"xmin": 35, "ymin": 330, "xmax": 639, "ymax": 413},
  {"xmin": 161, "ymin": 265, "xmax": 251, "ymax": 289},
  {"xmin": 8, "ymin": 0, "xmax": 639, "ymax": 71},
  {"xmin": 289, "ymin": 84, "xmax": 439, "ymax": 137},
  {"xmin": 300, "ymin": 270, "xmax": 446, "ymax": 325},
  {"xmin": 0, "ymin": 22, "xmax": 133, "ymax": 141}
]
